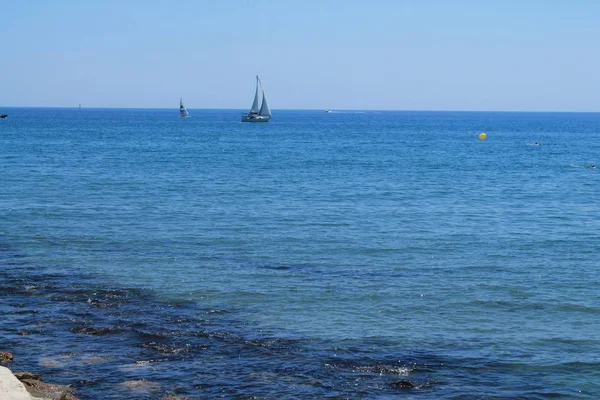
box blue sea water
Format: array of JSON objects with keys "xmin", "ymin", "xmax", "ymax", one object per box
[{"xmin": 1, "ymin": 108, "xmax": 600, "ymax": 399}]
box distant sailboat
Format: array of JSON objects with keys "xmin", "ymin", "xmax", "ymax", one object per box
[
  {"xmin": 241, "ymin": 76, "xmax": 271, "ymax": 122},
  {"xmin": 180, "ymin": 98, "xmax": 190, "ymax": 118}
]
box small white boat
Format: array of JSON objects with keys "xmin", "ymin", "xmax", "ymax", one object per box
[
  {"xmin": 180, "ymin": 98, "xmax": 190, "ymax": 118},
  {"xmin": 241, "ymin": 76, "xmax": 271, "ymax": 122}
]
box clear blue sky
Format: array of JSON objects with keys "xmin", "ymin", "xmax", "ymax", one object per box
[{"xmin": 1, "ymin": 0, "xmax": 599, "ymax": 111}]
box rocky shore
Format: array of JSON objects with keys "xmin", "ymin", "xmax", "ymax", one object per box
[
  {"xmin": 0, "ymin": 352, "xmax": 78, "ymax": 400},
  {"xmin": 1, "ymin": 352, "xmax": 203, "ymax": 400}
]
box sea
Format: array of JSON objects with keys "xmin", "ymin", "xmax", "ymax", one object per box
[{"xmin": 1, "ymin": 108, "xmax": 599, "ymax": 399}]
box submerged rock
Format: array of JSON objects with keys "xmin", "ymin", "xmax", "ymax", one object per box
[
  {"xmin": 388, "ymin": 379, "xmax": 415, "ymax": 389},
  {"xmin": 70, "ymin": 326, "xmax": 118, "ymax": 335},
  {"xmin": 161, "ymin": 397, "xmax": 202, "ymax": 400},
  {"xmin": 119, "ymin": 379, "xmax": 161, "ymax": 392},
  {"xmin": 38, "ymin": 358, "xmax": 66, "ymax": 369}
]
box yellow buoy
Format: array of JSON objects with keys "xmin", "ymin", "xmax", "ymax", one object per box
[{"xmin": 478, "ymin": 132, "xmax": 487, "ymax": 140}]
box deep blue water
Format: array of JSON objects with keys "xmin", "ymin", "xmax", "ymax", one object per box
[{"xmin": 1, "ymin": 108, "xmax": 600, "ymax": 399}]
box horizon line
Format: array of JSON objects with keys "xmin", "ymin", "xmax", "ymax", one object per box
[{"xmin": 1, "ymin": 106, "xmax": 600, "ymax": 114}]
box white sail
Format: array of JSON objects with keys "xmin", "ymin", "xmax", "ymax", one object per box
[
  {"xmin": 180, "ymin": 98, "xmax": 190, "ymax": 118},
  {"xmin": 249, "ymin": 76, "xmax": 260, "ymax": 114},
  {"xmin": 258, "ymin": 88, "xmax": 271, "ymax": 117}
]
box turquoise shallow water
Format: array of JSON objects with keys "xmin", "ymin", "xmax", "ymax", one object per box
[{"xmin": 1, "ymin": 108, "xmax": 600, "ymax": 398}]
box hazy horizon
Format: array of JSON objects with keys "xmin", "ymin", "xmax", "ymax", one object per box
[
  {"xmin": 3, "ymin": 106, "xmax": 600, "ymax": 114},
  {"xmin": 2, "ymin": 1, "xmax": 599, "ymax": 112}
]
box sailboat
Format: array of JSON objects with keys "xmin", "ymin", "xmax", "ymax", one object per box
[
  {"xmin": 241, "ymin": 76, "xmax": 271, "ymax": 122},
  {"xmin": 180, "ymin": 98, "xmax": 190, "ymax": 118}
]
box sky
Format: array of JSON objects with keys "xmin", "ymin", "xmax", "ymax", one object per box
[{"xmin": 1, "ymin": 0, "xmax": 599, "ymax": 111}]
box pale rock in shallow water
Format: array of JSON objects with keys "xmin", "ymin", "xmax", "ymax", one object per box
[
  {"xmin": 0, "ymin": 366, "xmax": 31, "ymax": 400},
  {"xmin": 119, "ymin": 379, "xmax": 161, "ymax": 392}
]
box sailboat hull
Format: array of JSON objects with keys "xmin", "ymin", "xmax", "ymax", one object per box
[{"xmin": 241, "ymin": 115, "xmax": 270, "ymax": 122}]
